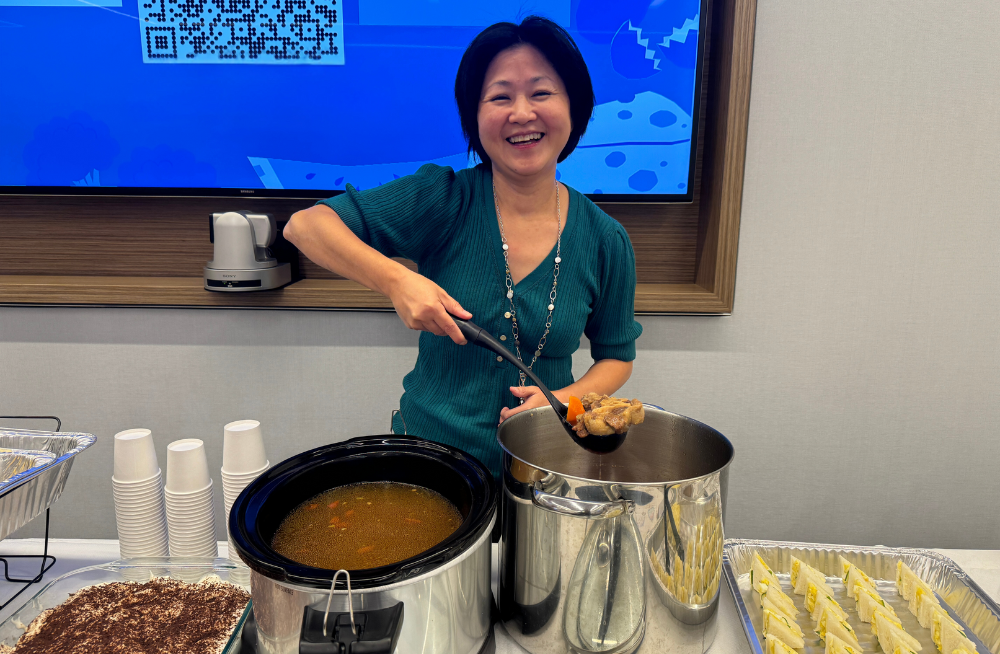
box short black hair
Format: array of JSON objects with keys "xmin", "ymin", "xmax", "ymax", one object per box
[{"xmin": 454, "ymin": 16, "xmax": 595, "ymax": 166}]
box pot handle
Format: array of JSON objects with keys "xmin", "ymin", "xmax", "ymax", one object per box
[{"xmin": 532, "ymin": 482, "xmax": 634, "ymax": 519}]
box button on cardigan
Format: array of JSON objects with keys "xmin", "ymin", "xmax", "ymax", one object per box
[{"xmin": 318, "ymin": 163, "xmax": 643, "ymax": 478}]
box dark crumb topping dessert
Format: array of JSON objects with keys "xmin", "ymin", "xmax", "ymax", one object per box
[{"xmin": 3, "ymin": 577, "xmax": 249, "ymax": 654}]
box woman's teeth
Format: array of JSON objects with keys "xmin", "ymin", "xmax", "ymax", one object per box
[{"xmin": 507, "ymin": 133, "xmax": 543, "ymax": 144}]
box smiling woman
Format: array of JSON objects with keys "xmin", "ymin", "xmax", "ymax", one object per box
[{"xmin": 281, "ymin": 16, "xmax": 643, "ymax": 486}]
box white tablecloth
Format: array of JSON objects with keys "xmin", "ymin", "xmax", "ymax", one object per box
[{"xmin": 0, "ymin": 539, "xmax": 997, "ymax": 653}]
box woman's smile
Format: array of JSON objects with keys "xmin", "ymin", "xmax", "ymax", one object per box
[{"xmin": 506, "ymin": 131, "xmax": 545, "ymax": 147}]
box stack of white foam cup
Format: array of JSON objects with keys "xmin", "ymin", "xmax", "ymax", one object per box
[
  {"xmin": 113, "ymin": 429, "xmax": 170, "ymax": 558},
  {"xmin": 221, "ymin": 420, "xmax": 269, "ymax": 565},
  {"xmin": 165, "ymin": 439, "xmax": 218, "ymax": 558}
]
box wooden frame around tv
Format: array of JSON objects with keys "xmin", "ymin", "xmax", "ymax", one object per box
[{"xmin": 0, "ymin": 0, "xmax": 755, "ymax": 314}]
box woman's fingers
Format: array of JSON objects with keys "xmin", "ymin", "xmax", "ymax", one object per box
[
  {"xmin": 389, "ymin": 271, "xmax": 471, "ymax": 342},
  {"xmin": 443, "ymin": 294, "xmax": 472, "ymax": 320},
  {"xmin": 436, "ymin": 310, "xmax": 467, "ymax": 345},
  {"xmin": 499, "ymin": 386, "xmax": 548, "ymax": 423}
]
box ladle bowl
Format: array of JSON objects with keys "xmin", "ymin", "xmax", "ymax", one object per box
[{"xmin": 451, "ymin": 316, "xmax": 628, "ymax": 454}]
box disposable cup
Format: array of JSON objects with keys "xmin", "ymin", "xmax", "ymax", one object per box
[
  {"xmin": 115, "ymin": 498, "xmax": 164, "ymax": 513},
  {"xmin": 164, "ymin": 491, "xmax": 214, "ymax": 506},
  {"xmin": 168, "ymin": 524, "xmax": 215, "ymax": 539},
  {"xmin": 113, "ymin": 480, "xmax": 163, "ymax": 496},
  {"xmin": 221, "ymin": 462, "xmax": 269, "ymax": 481},
  {"xmin": 121, "ymin": 543, "xmax": 169, "ymax": 558},
  {"xmin": 113, "ymin": 489, "xmax": 162, "ymax": 504},
  {"xmin": 116, "ymin": 507, "xmax": 164, "ymax": 520},
  {"xmin": 122, "ymin": 541, "xmax": 169, "ymax": 554},
  {"xmin": 168, "ymin": 531, "xmax": 216, "ymax": 544},
  {"xmin": 115, "ymin": 509, "xmax": 166, "ymax": 526},
  {"xmin": 168, "ymin": 530, "xmax": 216, "ymax": 543},
  {"xmin": 166, "ymin": 507, "xmax": 214, "ymax": 522},
  {"xmin": 118, "ymin": 523, "xmax": 168, "ymax": 538},
  {"xmin": 167, "ymin": 507, "xmax": 215, "ymax": 524},
  {"xmin": 166, "ymin": 510, "xmax": 214, "ymax": 525},
  {"xmin": 170, "ymin": 544, "xmax": 219, "ymax": 558},
  {"xmin": 118, "ymin": 516, "xmax": 166, "ymax": 530},
  {"xmin": 112, "ymin": 472, "xmax": 163, "ymax": 488},
  {"xmin": 113, "ymin": 429, "xmax": 159, "ymax": 482},
  {"xmin": 122, "ymin": 531, "xmax": 168, "ymax": 544},
  {"xmin": 168, "ymin": 528, "xmax": 214, "ymax": 540},
  {"xmin": 169, "ymin": 544, "xmax": 217, "ymax": 555},
  {"xmin": 165, "ymin": 439, "xmax": 211, "ymax": 493},
  {"xmin": 221, "ymin": 476, "xmax": 263, "ymax": 493},
  {"xmin": 113, "ymin": 489, "xmax": 162, "ymax": 502},
  {"xmin": 165, "ymin": 501, "xmax": 214, "ymax": 514},
  {"xmin": 117, "ymin": 515, "xmax": 166, "ymax": 530},
  {"xmin": 221, "ymin": 421, "xmax": 268, "ymax": 475}
]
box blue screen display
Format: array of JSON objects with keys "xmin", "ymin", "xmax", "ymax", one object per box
[{"xmin": 0, "ymin": 0, "xmax": 702, "ymax": 196}]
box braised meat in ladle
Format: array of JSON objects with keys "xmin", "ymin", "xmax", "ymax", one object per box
[{"xmin": 568, "ymin": 393, "xmax": 645, "ymax": 438}]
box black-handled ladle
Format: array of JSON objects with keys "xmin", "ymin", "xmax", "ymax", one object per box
[{"xmin": 451, "ymin": 316, "xmax": 627, "ymax": 454}]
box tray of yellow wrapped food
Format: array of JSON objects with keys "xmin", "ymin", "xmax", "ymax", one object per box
[{"xmin": 723, "ymin": 539, "xmax": 1000, "ymax": 654}]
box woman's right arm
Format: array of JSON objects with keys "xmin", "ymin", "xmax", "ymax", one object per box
[{"xmin": 283, "ymin": 205, "xmax": 471, "ymax": 343}]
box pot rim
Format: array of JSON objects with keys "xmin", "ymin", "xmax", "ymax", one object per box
[
  {"xmin": 230, "ymin": 435, "xmax": 497, "ymax": 590},
  {"xmin": 497, "ymin": 406, "xmax": 735, "ymax": 487}
]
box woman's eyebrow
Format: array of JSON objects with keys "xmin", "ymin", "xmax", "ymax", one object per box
[{"xmin": 485, "ymin": 76, "xmax": 554, "ymax": 92}]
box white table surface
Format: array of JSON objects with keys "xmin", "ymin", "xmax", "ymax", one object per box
[{"xmin": 0, "ymin": 539, "xmax": 996, "ymax": 653}]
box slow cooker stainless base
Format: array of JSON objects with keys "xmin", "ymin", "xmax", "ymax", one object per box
[{"xmin": 249, "ymin": 516, "xmax": 495, "ymax": 654}]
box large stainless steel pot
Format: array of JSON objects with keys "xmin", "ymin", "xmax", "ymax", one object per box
[
  {"xmin": 230, "ymin": 436, "xmax": 497, "ymax": 654},
  {"xmin": 497, "ymin": 406, "xmax": 734, "ymax": 654}
]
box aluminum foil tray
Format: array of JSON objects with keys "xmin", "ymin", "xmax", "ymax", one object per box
[
  {"xmin": 724, "ymin": 539, "xmax": 1000, "ymax": 654},
  {"xmin": 0, "ymin": 429, "xmax": 96, "ymax": 541},
  {"xmin": 0, "ymin": 557, "xmax": 251, "ymax": 654}
]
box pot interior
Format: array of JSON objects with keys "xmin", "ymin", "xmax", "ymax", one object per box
[{"xmin": 497, "ymin": 407, "xmax": 734, "ymax": 484}]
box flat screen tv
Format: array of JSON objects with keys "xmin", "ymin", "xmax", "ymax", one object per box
[{"xmin": 0, "ymin": 0, "xmax": 706, "ymax": 201}]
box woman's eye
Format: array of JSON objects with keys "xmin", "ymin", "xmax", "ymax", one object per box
[
  {"xmin": 534, "ymin": 91, "xmax": 552, "ymax": 97},
  {"xmin": 490, "ymin": 95, "xmax": 509, "ymax": 102}
]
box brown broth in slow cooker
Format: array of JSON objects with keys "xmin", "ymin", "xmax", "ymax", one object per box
[{"xmin": 271, "ymin": 482, "xmax": 463, "ymax": 570}]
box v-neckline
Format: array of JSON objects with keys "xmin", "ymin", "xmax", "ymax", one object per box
[{"xmin": 485, "ymin": 170, "xmax": 575, "ymax": 292}]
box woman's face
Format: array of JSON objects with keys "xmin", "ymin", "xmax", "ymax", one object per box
[{"xmin": 478, "ymin": 44, "xmax": 571, "ymax": 180}]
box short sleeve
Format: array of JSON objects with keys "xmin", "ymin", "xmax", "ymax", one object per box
[
  {"xmin": 315, "ymin": 164, "xmax": 472, "ymax": 264},
  {"xmin": 585, "ymin": 224, "xmax": 644, "ymax": 361}
]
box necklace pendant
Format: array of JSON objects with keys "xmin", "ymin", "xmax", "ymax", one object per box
[
  {"xmin": 506, "ymin": 290, "xmax": 513, "ymax": 299},
  {"xmin": 504, "ymin": 311, "xmax": 511, "ymax": 319},
  {"xmin": 502, "ymin": 243, "xmax": 509, "ymax": 251},
  {"xmin": 555, "ymin": 256, "xmax": 561, "ymax": 263}
]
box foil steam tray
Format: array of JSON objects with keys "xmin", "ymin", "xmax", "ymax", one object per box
[
  {"xmin": 723, "ymin": 539, "xmax": 1000, "ymax": 654},
  {"xmin": 0, "ymin": 557, "xmax": 252, "ymax": 654},
  {"xmin": 0, "ymin": 429, "xmax": 96, "ymax": 541}
]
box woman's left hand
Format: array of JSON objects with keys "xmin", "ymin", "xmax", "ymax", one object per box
[{"xmin": 499, "ymin": 386, "xmax": 552, "ymax": 423}]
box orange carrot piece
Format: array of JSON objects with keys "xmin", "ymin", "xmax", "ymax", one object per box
[
  {"xmin": 328, "ymin": 501, "xmax": 340, "ymax": 509},
  {"xmin": 329, "ymin": 516, "xmax": 340, "ymax": 524},
  {"xmin": 404, "ymin": 518, "xmax": 422, "ymax": 525},
  {"xmin": 566, "ymin": 396, "xmax": 584, "ymax": 425},
  {"xmin": 358, "ymin": 545, "xmax": 374, "ymax": 554},
  {"xmin": 307, "ymin": 504, "xmax": 319, "ymax": 510},
  {"xmin": 344, "ymin": 510, "xmax": 355, "ymax": 517}
]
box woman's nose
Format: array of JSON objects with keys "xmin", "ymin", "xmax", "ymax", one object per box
[{"xmin": 509, "ymin": 95, "xmax": 536, "ymax": 123}]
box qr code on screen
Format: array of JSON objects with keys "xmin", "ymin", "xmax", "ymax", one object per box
[{"xmin": 139, "ymin": 0, "xmax": 344, "ymax": 65}]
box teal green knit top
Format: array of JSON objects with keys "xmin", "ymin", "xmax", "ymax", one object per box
[{"xmin": 319, "ymin": 164, "xmax": 643, "ymax": 477}]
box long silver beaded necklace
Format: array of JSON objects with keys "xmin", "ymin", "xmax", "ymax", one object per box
[{"xmin": 493, "ymin": 179, "xmax": 562, "ymax": 392}]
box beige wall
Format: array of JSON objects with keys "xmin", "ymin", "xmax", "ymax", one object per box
[{"xmin": 1, "ymin": 0, "xmax": 998, "ymax": 547}]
